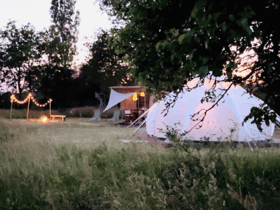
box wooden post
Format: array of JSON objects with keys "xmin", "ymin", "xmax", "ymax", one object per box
[
  {"xmin": 49, "ymin": 100, "xmax": 52, "ymax": 117},
  {"xmin": 137, "ymin": 94, "xmax": 139, "ymax": 109},
  {"xmin": 10, "ymin": 100, "xmax": 13, "ymax": 120},
  {"xmin": 144, "ymin": 95, "xmax": 146, "ymax": 108},
  {"xmin": 26, "ymin": 97, "xmax": 30, "ymax": 120}
]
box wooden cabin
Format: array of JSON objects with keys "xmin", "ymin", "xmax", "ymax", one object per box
[{"xmin": 109, "ymin": 86, "xmax": 154, "ymax": 122}]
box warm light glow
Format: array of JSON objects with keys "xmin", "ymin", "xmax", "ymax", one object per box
[
  {"xmin": 38, "ymin": 115, "xmax": 49, "ymax": 123},
  {"xmin": 10, "ymin": 93, "xmax": 52, "ymax": 107},
  {"xmin": 41, "ymin": 116, "xmax": 48, "ymax": 123},
  {"xmin": 133, "ymin": 93, "xmax": 138, "ymax": 101},
  {"xmin": 140, "ymin": 92, "xmax": 145, "ymax": 97}
]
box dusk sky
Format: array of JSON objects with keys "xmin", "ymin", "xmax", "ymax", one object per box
[{"xmin": 0, "ymin": 0, "xmax": 113, "ymax": 65}]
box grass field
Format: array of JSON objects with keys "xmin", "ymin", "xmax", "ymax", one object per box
[
  {"xmin": 0, "ymin": 107, "xmax": 115, "ymax": 119},
  {"xmin": 1, "ymin": 118, "xmax": 280, "ymax": 209}
]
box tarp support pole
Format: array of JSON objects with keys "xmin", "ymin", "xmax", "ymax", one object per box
[{"xmin": 127, "ymin": 107, "xmax": 151, "ymax": 128}]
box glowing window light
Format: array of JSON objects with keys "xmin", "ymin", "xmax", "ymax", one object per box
[
  {"xmin": 133, "ymin": 93, "xmax": 138, "ymax": 101},
  {"xmin": 140, "ymin": 92, "xmax": 145, "ymax": 97}
]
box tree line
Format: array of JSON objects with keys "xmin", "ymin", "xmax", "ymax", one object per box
[{"xmin": 0, "ymin": 0, "xmax": 133, "ymax": 109}]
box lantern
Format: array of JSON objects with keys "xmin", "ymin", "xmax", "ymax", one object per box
[{"xmin": 133, "ymin": 93, "xmax": 138, "ymax": 101}]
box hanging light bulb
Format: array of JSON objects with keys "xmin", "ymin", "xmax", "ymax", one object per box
[{"xmin": 140, "ymin": 92, "xmax": 145, "ymax": 97}]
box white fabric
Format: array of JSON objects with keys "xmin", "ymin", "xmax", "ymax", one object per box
[
  {"xmin": 103, "ymin": 89, "xmax": 135, "ymax": 112},
  {"xmin": 146, "ymin": 77, "xmax": 275, "ymax": 142}
]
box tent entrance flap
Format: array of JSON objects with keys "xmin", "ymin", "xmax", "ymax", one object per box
[{"xmin": 103, "ymin": 89, "xmax": 135, "ymax": 112}]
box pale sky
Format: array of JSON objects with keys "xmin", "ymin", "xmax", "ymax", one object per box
[{"xmin": 0, "ymin": 0, "xmax": 113, "ymax": 66}]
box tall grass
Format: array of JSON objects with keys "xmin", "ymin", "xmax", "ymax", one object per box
[
  {"xmin": 1, "ymin": 119, "xmax": 280, "ymax": 209},
  {"xmin": 0, "ymin": 109, "xmax": 60, "ymax": 119},
  {"xmin": 0, "ymin": 107, "xmax": 116, "ymax": 119}
]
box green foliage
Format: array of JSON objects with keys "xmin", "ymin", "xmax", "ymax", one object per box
[
  {"xmin": 0, "ymin": 138, "xmax": 170, "ymax": 209},
  {"xmin": 100, "ymin": 0, "xmax": 280, "ymax": 130},
  {"xmin": 37, "ymin": 0, "xmax": 80, "ymax": 108},
  {"xmin": 79, "ymin": 30, "xmax": 134, "ymax": 99},
  {"xmin": 68, "ymin": 106, "xmax": 96, "ymax": 118},
  {"xmin": 0, "ymin": 21, "xmax": 42, "ymax": 96},
  {"xmin": 0, "ymin": 1, "xmax": 80, "ymax": 109},
  {"xmin": 49, "ymin": 0, "xmax": 80, "ymax": 68},
  {"xmin": 243, "ymin": 106, "xmax": 277, "ymax": 132}
]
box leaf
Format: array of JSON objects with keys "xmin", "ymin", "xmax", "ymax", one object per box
[
  {"xmin": 198, "ymin": 66, "xmax": 208, "ymax": 76},
  {"xmin": 191, "ymin": 0, "xmax": 207, "ymax": 19},
  {"xmin": 226, "ymin": 67, "xmax": 232, "ymax": 80},
  {"xmin": 257, "ymin": 122, "xmax": 263, "ymax": 132},
  {"xmin": 237, "ymin": 18, "xmax": 252, "ymax": 35},
  {"xmin": 229, "ymin": 62, "xmax": 237, "ymax": 69},
  {"xmin": 229, "ymin": 14, "xmax": 235, "ymax": 22},
  {"xmin": 178, "ymin": 33, "xmax": 191, "ymax": 44},
  {"xmin": 201, "ymin": 57, "xmax": 209, "ymax": 64},
  {"xmin": 169, "ymin": 28, "xmax": 179, "ymax": 37},
  {"xmin": 156, "ymin": 41, "xmax": 167, "ymax": 51},
  {"xmin": 265, "ymin": 117, "xmax": 270, "ymax": 126},
  {"xmin": 221, "ymin": 22, "xmax": 227, "ymax": 32}
]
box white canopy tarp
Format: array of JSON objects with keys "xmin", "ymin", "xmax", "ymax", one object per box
[
  {"xmin": 146, "ymin": 77, "xmax": 275, "ymax": 142},
  {"xmin": 103, "ymin": 89, "xmax": 135, "ymax": 112}
]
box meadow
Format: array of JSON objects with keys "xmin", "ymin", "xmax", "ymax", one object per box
[{"xmin": 1, "ymin": 114, "xmax": 280, "ymax": 209}]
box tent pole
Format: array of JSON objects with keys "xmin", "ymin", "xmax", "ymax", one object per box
[
  {"xmin": 247, "ymin": 141, "xmax": 254, "ymax": 152},
  {"xmin": 133, "ymin": 119, "xmax": 146, "ymax": 134},
  {"xmin": 127, "ymin": 107, "xmax": 151, "ymax": 128}
]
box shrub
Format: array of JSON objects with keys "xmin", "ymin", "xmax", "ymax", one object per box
[
  {"xmin": 68, "ymin": 107, "xmax": 116, "ymax": 118},
  {"xmin": 68, "ymin": 107, "xmax": 95, "ymax": 118}
]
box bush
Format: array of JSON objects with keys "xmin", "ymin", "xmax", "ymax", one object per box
[
  {"xmin": 159, "ymin": 125, "xmax": 280, "ymax": 209},
  {"xmin": 68, "ymin": 106, "xmax": 95, "ymax": 118},
  {"xmin": 68, "ymin": 107, "xmax": 116, "ymax": 118}
]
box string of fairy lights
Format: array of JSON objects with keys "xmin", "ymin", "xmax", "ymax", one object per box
[{"xmin": 10, "ymin": 93, "xmax": 52, "ymax": 107}]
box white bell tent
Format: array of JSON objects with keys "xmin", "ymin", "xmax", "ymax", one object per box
[{"xmin": 146, "ymin": 77, "xmax": 275, "ymax": 142}]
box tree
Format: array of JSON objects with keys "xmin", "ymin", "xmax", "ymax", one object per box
[
  {"xmin": 100, "ymin": 0, "xmax": 280, "ymax": 129},
  {"xmin": 0, "ymin": 21, "xmax": 41, "ymax": 97},
  {"xmin": 38, "ymin": 0, "xmax": 80, "ymax": 108},
  {"xmin": 79, "ymin": 30, "xmax": 134, "ymax": 103},
  {"xmin": 49, "ymin": 0, "xmax": 80, "ymax": 68}
]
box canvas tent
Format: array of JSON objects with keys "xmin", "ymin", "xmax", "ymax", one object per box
[{"xmin": 146, "ymin": 77, "xmax": 276, "ymax": 142}]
